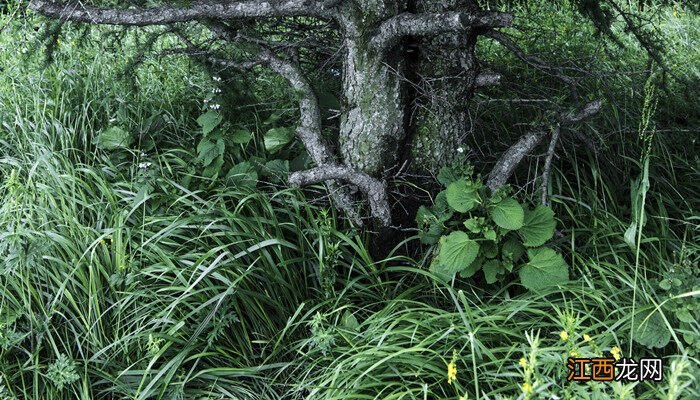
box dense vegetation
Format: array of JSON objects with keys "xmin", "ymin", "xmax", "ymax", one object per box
[{"xmin": 1, "ymin": 1, "xmax": 698, "ymax": 399}]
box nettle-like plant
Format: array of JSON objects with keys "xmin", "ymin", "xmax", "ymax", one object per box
[{"xmin": 417, "ymin": 163, "xmax": 569, "ymax": 291}]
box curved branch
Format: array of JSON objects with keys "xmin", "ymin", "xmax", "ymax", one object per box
[
  {"xmin": 29, "ymin": 0, "xmax": 338, "ymax": 26},
  {"xmin": 171, "ymin": 40, "xmax": 389, "ymax": 225},
  {"xmin": 371, "ymin": 11, "xmax": 512, "ymax": 53},
  {"xmin": 289, "ymin": 165, "xmax": 391, "ymax": 226},
  {"xmin": 486, "ymin": 100, "xmax": 602, "ymax": 191},
  {"xmin": 486, "ymin": 127, "xmax": 549, "ymax": 191}
]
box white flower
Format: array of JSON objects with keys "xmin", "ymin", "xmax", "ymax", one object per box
[
  {"xmin": 212, "ymin": 76, "xmax": 222, "ymax": 82},
  {"xmin": 213, "ymin": 88, "xmax": 222, "ymax": 94},
  {"xmin": 209, "ymin": 104, "xmax": 221, "ymax": 110},
  {"xmin": 204, "ymin": 98, "xmax": 210, "ymax": 103},
  {"xmin": 138, "ymin": 162, "xmax": 152, "ymax": 170},
  {"xmin": 457, "ymin": 147, "xmax": 464, "ymax": 154}
]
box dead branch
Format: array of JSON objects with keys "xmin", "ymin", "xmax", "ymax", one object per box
[
  {"xmin": 486, "ymin": 100, "xmax": 602, "ymax": 191},
  {"xmin": 540, "ymin": 123, "xmax": 561, "ymax": 205},
  {"xmin": 29, "ymin": 0, "xmax": 339, "ymax": 26}
]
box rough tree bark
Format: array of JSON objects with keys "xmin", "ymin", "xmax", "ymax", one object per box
[{"xmin": 29, "ymin": 0, "xmax": 594, "ymax": 227}]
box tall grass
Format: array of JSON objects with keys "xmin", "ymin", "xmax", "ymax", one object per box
[{"xmin": 1, "ymin": 2, "xmax": 699, "ymax": 399}]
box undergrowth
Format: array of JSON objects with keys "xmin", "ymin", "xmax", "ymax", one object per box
[{"xmin": 0, "ymin": 2, "xmax": 698, "ymax": 399}]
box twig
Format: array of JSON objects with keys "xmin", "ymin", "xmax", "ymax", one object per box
[{"xmin": 540, "ymin": 123, "xmax": 561, "ymax": 205}]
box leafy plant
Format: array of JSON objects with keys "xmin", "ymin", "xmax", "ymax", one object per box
[
  {"xmin": 46, "ymin": 354, "xmax": 79, "ymax": 391},
  {"xmin": 418, "ymin": 164, "xmax": 568, "ymax": 290}
]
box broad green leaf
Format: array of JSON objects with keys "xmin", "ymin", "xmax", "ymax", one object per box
[
  {"xmin": 438, "ymin": 231, "xmax": 480, "ymax": 274},
  {"xmin": 203, "ymin": 155, "xmax": 224, "ymax": 179},
  {"xmin": 624, "ymin": 223, "xmax": 638, "ymax": 249},
  {"xmin": 633, "ymin": 309, "xmax": 671, "ymax": 349},
  {"xmin": 196, "ymin": 110, "xmax": 223, "ymax": 136},
  {"xmin": 483, "ymin": 260, "xmax": 502, "ymax": 284},
  {"xmin": 463, "ymin": 218, "xmax": 481, "ymax": 233},
  {"xmin": 429, "ymin": 257, "xmax": 452, "ymax": 281},
  {"xmin": 226, "ymin": 161, "xmax": 258, "ymax": 188},
  {"xmin": 264, "ymin": 127, "xmax": 294, "ymax": 153},
  {"xmin": 97, "ymin": 126, "xmax": 132, "ymax": 150},
  {"xmin": 341, "ymin": 310, "xmax": 360, "ymax": 331},
  {"xmin": 481, "ymin": 241, "xmax": 498, "ymax": 259},
  {"xmin": 676, "ymin": 308, "xmax": 694, "ymax": 324},
  {"xmin": 416, "ymin": 205, "xmax": 446, "ymax": 245},
  {"xmin": 437, "ymin": 166, "xmax": 460, "ymax": 186},
  {"xmin": 483, "ymin": 227, "xmax": 497, "ymax": 242},
  {"xmin": 490, "ymin": 197, "xmax": 524, "ymax": 230},
  {"xmin": 432, "ymin": 191, "xmax": 454, "ymax": 222},
  {"xmin": 446, "ymin": 180, "xmax": 481, "ymax": 213},
  {"xmin": 196, "ymin": 137, "xmax": 225, "ymax": 167},
  {"xmin": 459, "ymin": 254, "xmax": 483, "ymax": 278},
  {"xmin": 502, "ymin": 238, "xmax": 525, "ymax": 263},
  {"xmin": 419, "ymin": 223, "xmax": 443, "ymax": 245},
  {"xmin": 230, "ymin": 129, "xmax": 252, "ymax": 144},
  {"xmin": 519, "ymin": 205, "xmax": 556, "ymax": 247},
  {"xmin": 519, "ymin": 247, "xmax": 569, "ymax": 291},
  {"xmin": 262, "ymin": 159, "xmax": 289, "ymax": 183}
]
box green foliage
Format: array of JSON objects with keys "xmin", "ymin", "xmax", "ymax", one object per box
[
  {"xmin": 445, "ymin": 179, "xmax": 482, "ymax": 212},
  {"xmin": 633, "ymin": 309, "xmax": 672, "ymax": 349},
  {"xmin": 97, "ymin": 126, "xmax": 132, "ymax": 150},
  {"xmin": 420, "ymin": 164, "xmax": 568, "ymax": 290},
  {"xmin": 519, "ymin": 247, "xmax": 570, "ymax": 291},
  {"xmin": 519, "ymin": 205, "xmax": 557, "ymax": 247},
  {"xmin": 46, "ymin": 354, "xmax": 80, "ymax": 391},
  {"xmin": 196, "ymin": 110, "xmax": 223, "ymax": 136},
  {"xmin": 263, "ymin": 126, "xmax": 294, "ymax": 153},
  {"xmin": 1, "ymin": 3, "xmax": 698, "ymax": 399},
  {"xmin": 489, "ymin": 196, "xmax": 525, "ymax": 230},
  {"xmin": 435, "ymin": 231, "xmax": 480, "ymax": 275}
]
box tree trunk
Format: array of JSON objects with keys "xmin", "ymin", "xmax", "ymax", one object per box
[
  {"xmin": 409, "ymin": 0, "xmax": 480, "ymax": 174},
  {"xmin": 337, "ymin": 1, "xmax": 481, "ymax": 177},
  {"xmin": 337, "ymin": 1, "xmax": 406, "ymax": 177}
]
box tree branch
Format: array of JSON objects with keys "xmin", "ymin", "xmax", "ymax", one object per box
[
  {"xmin": 169, "ymin": 38, "xmax": 391, "ymax": 225},
  {"xmin": 486, "ymin": 127, "xmax": 549, "ymax": 191},
  {"xmin": 289, "ymin": 165, "xmax": 391, "ymax": 226},
  {"xmin": 540, "ymin": 123, "xmax": 561, "ymax": 205},
  {"xmin": 371, "ymin": 11, "xmax": 513, "ymax": 53},
  {"xmin": 484, "ymin": 30, "xmax": 577, "ymax": 89},
  {"xmin": 29, "ymin": 0, "xmax": 338, "ymax": 26},
  {"xmin": 486, "ymin": 100, "xmax": 602, "ymax": 191},
  {"xmin": 475, "ymin": 72, "xmax": 502, "ymax": 88}
]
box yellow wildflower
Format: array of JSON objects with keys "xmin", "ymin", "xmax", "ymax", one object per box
[
  {"xmin": 447, "ymin": 360, "xmax": 457, "ymax": 385},
  {"xmin": 459, "ymin": 397, "xmax": 465, "ymax": 400},
  {"xmin": 583, "ymin": 334, "xmax": 591, "ymax": 342},
  {"xmin": 569, "ymin": 349, "xmax": 579, "ymax": 358},
  {"xmin": 610, "ymin": 346, "xmax": 621, "ymax": 361},
  {"xmin": 522, "ymin": 382, "xmax": 533, "ymax": 394},
  {"xmin": 519, "ymin": 357, "xmax": 527, "ymax": 368},
  {"xmin": 559, "ymin": 330, "xmax": 569, "ymax": 341}
]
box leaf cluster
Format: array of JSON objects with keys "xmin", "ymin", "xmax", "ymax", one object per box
[{"xmin": 417, "ymin": 164, "xmax": 568, "ymax": 291}]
